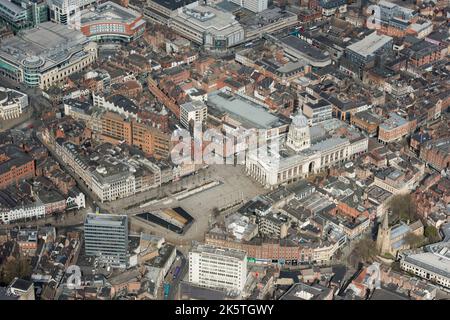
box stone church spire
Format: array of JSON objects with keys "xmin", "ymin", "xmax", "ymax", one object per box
[{"xmin": 376, "ymin": 213, "xmax": 391, "ymax": 255}]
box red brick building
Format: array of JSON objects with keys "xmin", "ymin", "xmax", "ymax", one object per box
[
  {"xmin": 420, "ymin": 138, "xmax": 450, "ymax": 171},
  {"xmin": 79, "ymin": 1, "xmax": 145, "ymax": 43},
  {"xmin": 0, "ymin": 146, "xmax": 35, "ymax": 190}
]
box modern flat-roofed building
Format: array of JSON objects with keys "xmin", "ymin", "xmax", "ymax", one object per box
[
  {"xmin": 302, "ymin": 98, "xmax": 332, "ymax": 125},
  {"xmin": 239, "ymin": 8, "xmax": 298, "ymax": 41},
  {"xmin": 230, "ymin": 0, "xmax": 267, "ymax": 13},
  {"xmin": 400, "ymin": 242, "xmax": 450, "ymax": 289},
  {"xmin": 0, "ymin": 0, "xmax": 48, "ymax": 32},
  {"xmin": 344, "ymin": 32, "xmax": 393, "ymax": 68},
  {"xmin": 170, "ymin": 4, "xmax": 245, "ymax": 49},
  {"xmin": 189, "ymin": 243, "xmax": 247, "ymax": 292},
  {"xmin": 0, "ymin": 22, "xmax": 97, "ymax": 89},
  {"xmin": 48, "ymin": 0, "xmax": 97, "ymax": 25},
  {"xmin": 207, "ymin": 89, "xmax": 289, "ymax": 133},
  {"xmin": 180, "ymin": 100, "xmax": 207, "ymax": 130},
  {"xmin": 79, "ymin": 1, "xmax": 146, "ymax": 43},
  {"xmin": 378, "ymin": 112, "xmax": 416, "ymax": 144},
  {"xmin": 144, "ymin": 0, "xmax": 198, "ymax": 25},
  {"xmin": 84, "ymin": 213, "xmax": 129, "ymax": 268},
  {"xmin": 280, "ymin": 282, "xmax": 333, "ymax": 300},
  {"xmin": 375, "ymin": 1, "xmax": 432, "ymax": 39},
  {"xmin": 2, "ymin": 278, "xmax": 35, "ymax": 300},
  {"xmin": 278, "ymin": 35, "xmax": 332, "ymax": 67}
]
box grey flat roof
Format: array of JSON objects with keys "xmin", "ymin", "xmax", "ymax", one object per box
[
  {"xmin": 181, "ymin": 100, "xmax": 206, "ymax": 112},
  {"xmin": 150, "ymin": 0, "xmax": 197, "ymax": 11},
  {"xmin": 85, "ymin": 213, "xmax": 128, "ymax": 227},
  {"xmin": 310, "ymin": 137, "xmax": 348, "ymax": 152},
  {"xmin": 207, "ymin": 90, "xmax": 287, "ymax": 129},
  {"xmin": 0, "ymin": 0, "xmax": 26, "ymax": 16},
  {"xmin": 404, "ymin": 252, "xmax": 450, "ymax": 279},
  {"xmin": 80, "ymin": 1, "xmax": 141, "ymax": 24},
  {"xmin": 191, "ymin": 243, "xmax": 246, "ymax": 260},
  {"xmin": 0, "ymin": 22, "xmax": 88, "ymax": 70},
  {"xmin": 280, "ymin": 35, "xmax": 330, "ymax": 61},
  {"xmin": 346, "ymin": 32, "xmax": 393, "ymax": 58},
  {"xmin": 379, "ymin": 112, "xmax": 408, "ymax": 131}
]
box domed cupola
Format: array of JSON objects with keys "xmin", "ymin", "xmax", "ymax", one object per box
[{"xmin": 286, "ymin": 109, "xmax": 310, "ymax": 152}]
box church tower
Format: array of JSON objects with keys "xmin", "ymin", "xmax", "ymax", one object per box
[
  {"xmin": 376, "ymin": 213, "xmax": 391, "ymax": 255},
  {"xmin": 286, "ymin": 109, "xmax": 310, "ymax": 152}
]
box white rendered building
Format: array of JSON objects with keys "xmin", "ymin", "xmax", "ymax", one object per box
[
  {"xmin": 180, "ymin": 100, "xmax": 208, "ymax": 129},
  {"xmin": 0, "ymin": 87, "xmax": 28, "ymax": 120},
  {"xmin": 230, "ymin": 0, "xmax": 268, "ymax": 13},
  {"xmin": 170, "ymin": 4, "xmax": 245, "ymax": 49},
  {"xmin": 189, "ymin": 243, "xmax": 247, "ymax": 292}
]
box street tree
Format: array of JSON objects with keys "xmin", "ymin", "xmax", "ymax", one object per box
[
  {"xmin": 404, "ymin": 232, "xmax": 425, "ymax": 249},
  {"xmin": 388, "ymin": 194, "xmax": 417, "ymax": 223},
  {"xmin": 348, "ymin": 237, "xmax": 377, "ymax": 267},
  {"xmin": 424, "ymin": 226, "xmax": 440, "ymax": 243}
]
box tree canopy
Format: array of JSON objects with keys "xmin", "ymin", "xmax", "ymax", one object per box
[
  {"xmin": 348, "ymin": 238, "xmax": 377, "ymax": 267},
  {"xmin": 0, "ymin": 257, "xmax": 32, "ymax": 285},
  {"xmin": 404, "ymin": 232, "xmax": 424, "ymax": 249},
  {"xmin": 388, "ymin": 194, "xmax": 418, "ymax": 223},
  {"xmin": 424, "ymin": 226, "xmax": 440, "ymax": 243}
]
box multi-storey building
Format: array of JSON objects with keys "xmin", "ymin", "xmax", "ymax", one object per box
[
  {"xmin": 342, "ymin": 32, "xmax": 393, "ymax": 78},
  {"xmin": 79, "ymin": 1, "xmax": 146, "ymax": 43},
  {"xmin": 400, "ymin": 242, "xmax": 450, "ymax": 289},
  {"xmin": 375, "ymin": 1, "xmax": 432, "ymax": 39},
  {"xmin": 374, "ymin": 164, "xmax": 424, "ymax": 196},
  {"xmin": 42, "ymin": 129, "xmax": 163, "ymax": 202},
  {"xmin": 92, "ymin": 93, "xmax": 139, "ymax": 120},
  {"xmin": 319, "ymin": 0, "xmax": 347, "ymax": 17},
  {"xmin": 189, "ymin": 243, "xmax": 247, "ymax": 292},
  {"xmin": 100, "ymin": 111, "xmax": 133, "ymax": 145},
  {"xmin": 0, "ymin": 22, "xmax": 97, "ymax": 89},
  {"xmin": 405, "ymin": 40, "xmax": 445, "ymax": 68},
  {"xmin": 345, "ymin": 32, "xmax": 393, "ymax": 67},
  {"xmin": 420, "ymin": 138, "xmax": 450, "ymax": 172},
  {"xmin": 144, "ymin": 0, "xmax": 198, "ymax": 25},
  {"xmin": 84, "ymin": 213, "xmax": 129, "ymax": 268},
  {"xmin": 258, "ymin": 213, "xmax": 289, "ymax": 239},
  {"xmin": 0, "ymin": 145, "xmax": 35, "ymax": 190},
  {"xmin": 245, "ymin": 115, "xmax": 368, "ymax": 189},
  {"xmin": 170, "ymin": 4, "xmax": 245, "ymax": 50},
  {"xmin": 378, "ymin": 112, "xmax": 416, "ymax": 144},
  {"xmin": 64, "ymin": 99, "xmax": 173, "ymax": 159},
  {"xmin": 0, "ymin": 0, "xmax": 48, "ymax": 32},
  {"xmin": 205, "ymin": 231, "xmax": 339, "ymax": 265},
  {"xmin": 350, "ymin": 110, "xmax": 383, "ymax": 137},
  {"xmin": 230, "ymin": 0, "xmax": 268, "ymax": 13},
  {"xmin": 48, "ymin": 0, "xmax": 97, "ymax": 24},
  {"xmin": 180, "ymin": 100, "xmax": 207, "ymax": 130},
  {"xmin": 0, "ymin": 86, "xmax": 28, "ymax": 120},
  {"xmin": 302, "ymin": 99, "xmax": 332, "ymax": 125},
  {"xmin": 0, "ymin": 203, "xmax": 46, "ymax": 224},
  {"xmin": 278, "ymin": 35, "xmax": 332, "ymax": 68}
]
